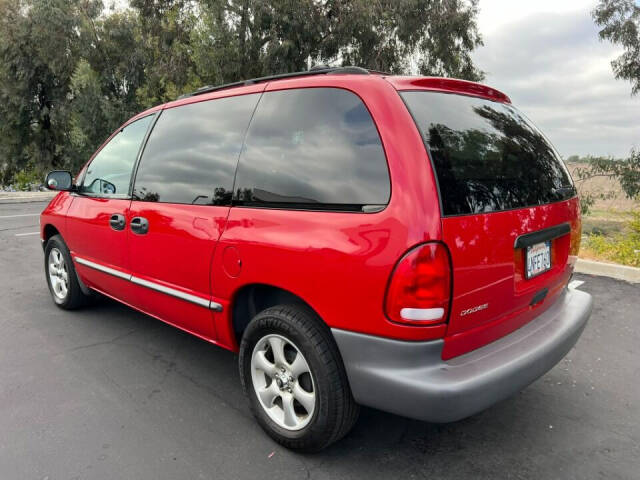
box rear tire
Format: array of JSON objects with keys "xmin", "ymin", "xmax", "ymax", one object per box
[
  {"xmin": 44, "ymin": 234, "xmax": 89, "ymax": 310},
  {"xmin": 239, "ymin": 304, "xmax": 359, "ymax": 452}
]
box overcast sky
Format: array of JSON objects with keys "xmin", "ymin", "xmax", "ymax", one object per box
[{"xmin": 473, "ymin": 0, "xmax": 639, "ymax": 158}]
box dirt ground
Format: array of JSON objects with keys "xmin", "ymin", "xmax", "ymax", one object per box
[{"xmin": 567, "ymin": 163, "xmax": 639, "ymax": 213}]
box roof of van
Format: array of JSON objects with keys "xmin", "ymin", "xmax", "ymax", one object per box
[
  {"xmin": 177, "ymin": 66, "xmax": 511, "ymax": 104},
  {"xmin": 130, "ymin": 66, "xmax": 511, "ymax": 122}
]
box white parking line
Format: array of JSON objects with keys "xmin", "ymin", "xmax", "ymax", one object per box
[
  {"xmin": 0, "ymin": 195, "xmax": 46, "ymax": 199},
  {"xmin": 15, "ymin": 231, "xmax": 40, "ymax": 237},
  {"xmin": 569, "ymin": 280, "xmax": 585, "ymax": 290},
  {"xmin": 0, "ymin": 213, "xmax": 40, "ymax": 219}
]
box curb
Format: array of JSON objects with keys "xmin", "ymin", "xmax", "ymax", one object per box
[
  {"xmin": 575, "ymin": 258, "xmax": 640, "ymax": 284},
  {"xmin": 0, "ymin": 192, "xmax": 56, "ymax": 204}
]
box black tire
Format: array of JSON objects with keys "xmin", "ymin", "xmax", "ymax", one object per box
[
  {"xmin": 44, "ymin": 234, "xmax": 89, "ymax": 310},
  {"xmin": 239, "ymin": 304, "xmax": 359, "ymax": 452}
]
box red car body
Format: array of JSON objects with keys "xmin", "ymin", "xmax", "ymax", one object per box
[{"xmin": 41, "ymin": 71, "xmax": 592, "ymax": 426}]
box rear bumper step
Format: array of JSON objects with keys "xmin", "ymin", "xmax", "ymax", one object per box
[{"xmin": 332, "ymin": 288, "xmax": 592, "ymax": 422}]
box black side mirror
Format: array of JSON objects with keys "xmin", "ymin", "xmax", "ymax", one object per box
[{"xmin": 45, "ymin": 171, "xmax": 73, "ymax": 191}]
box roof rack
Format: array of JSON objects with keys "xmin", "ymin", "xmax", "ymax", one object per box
[{"xmin": 178, "ymin": 66, "xmax": 372, "ymax": 99}]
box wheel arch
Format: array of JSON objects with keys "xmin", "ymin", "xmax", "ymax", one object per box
[
  {"xmin": 231, "ymin": 283, "xmax": 324, "ymax": 345},
  {"xmin": 42, "ymin": 224, "xmax": 61, "ymax": 248},
  {"xmin": 42, "ymin": 225, "xmax": 91, "ymax": 296}
]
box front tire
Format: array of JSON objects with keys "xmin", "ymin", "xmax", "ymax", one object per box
[
  {"xmin": 239, "ymin": 304, "xmax": 359, "ymax": 451},
  {"xmin": 44, "ymin": 234, "xmax": 89, "ymax": 310}
]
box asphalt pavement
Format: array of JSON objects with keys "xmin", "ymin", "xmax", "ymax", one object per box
[{"xmin": 0, "ymin": 201, "xmax": 638, "ymax": 479}]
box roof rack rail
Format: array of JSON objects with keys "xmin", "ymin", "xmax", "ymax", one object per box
[{"xmin": 178, "ymin": 66, "xmax": 371, "ymax": 99}]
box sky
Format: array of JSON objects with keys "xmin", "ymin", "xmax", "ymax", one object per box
[{"xmin": 473, "ymin": 0, "xmax": 639, "ymax": 158}]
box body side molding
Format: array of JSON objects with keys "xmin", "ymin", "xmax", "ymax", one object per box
[
  {"xmin": 73, "ymin": 255, "xmax": 223, "ymax": 312},
  {"xmin": 74, "ymin": 257, "xmax": 131, "ymax": 280}
]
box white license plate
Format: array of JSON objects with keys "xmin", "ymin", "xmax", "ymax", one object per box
[{"xmin": 526, "ymin": 241, "xmax": 551, "ymax": 279}]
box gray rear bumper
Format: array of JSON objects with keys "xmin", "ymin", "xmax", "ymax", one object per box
[{"xmin": 332, "ymin": 288, "xmax": 593, "ymax": 423}]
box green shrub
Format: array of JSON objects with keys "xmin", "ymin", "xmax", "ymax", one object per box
[
  {"xmin": 582, "ymin": 210, "xmax": 640, "ymax": 267},
  {"xmin": 12, "ymin": 167, "xmax": 43, "ymax": 191}
]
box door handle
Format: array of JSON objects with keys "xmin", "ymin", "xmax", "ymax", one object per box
[
  {"xmin": 130, "ymin": 216, "xmax": 149, "ymax": 235},
  {"xmin": 109, "ymin": 213, "xmax": 126, "ymax": 231}
]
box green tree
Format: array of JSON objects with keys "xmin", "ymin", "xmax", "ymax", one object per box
[
  {"xmin": 583, "ymin": 1, "xmax": 640, "ymax": 212},
  {"xmin": 0, "ymin": 0, "xmax": 486, "ymax": 184},
  {"xmin": 193, "ymin": 0, "xmax": 484, "ymax": 86},
  {"xmin": 69, "ymin": 10, "xmax": 150, "ymax": 169},
  {"xmin": 321, "ymin": 0, "xmax": 483, "ymax": 79},
  {"xmin": 130, "ymin": 0, "xmax": 201, "ymax": 105},
  {"xmin": 0, "ymin": 0, "xmax": 95, "ymax": 180},
  {"xmin": 593, "ymin": 0, "xmax": 640, "ymax": 94}
]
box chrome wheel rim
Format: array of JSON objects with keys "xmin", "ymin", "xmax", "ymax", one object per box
[
  {"xmin": 250, "ymin": 334, "xmax": 316, "ymax": 431},
  {"xmin": 48, "ymin": 248, "xmax": 69, "ymax": 300}
]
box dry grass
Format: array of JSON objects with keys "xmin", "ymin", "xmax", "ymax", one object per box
[
  {"xmin": 565, "ymin": 163, "xmax": 640, "ymax": 266},
  {"xmin": 568, "ymin": 163, "xmax": 640, "ymax": 213}
]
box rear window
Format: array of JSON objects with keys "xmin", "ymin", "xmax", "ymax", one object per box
[
  {"xmin": 401, "ymin": 91, "xmax": 576, "ymax": 216},
  {"xmin": 233, "ymin": 87, "xmax": 390, "ymax": 211}
]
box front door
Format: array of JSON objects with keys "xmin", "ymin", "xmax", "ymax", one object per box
[
  {"xmin": 125, "ymin": 91, "xmax": 261, "ymax": 340},
  {"xmin": 65, "ymin": 114, "xmax": 156, "ymax": 302}
]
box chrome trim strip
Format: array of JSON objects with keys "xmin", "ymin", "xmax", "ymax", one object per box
[
  {"xmin": 130, "ymin": 275, "xmax": 212, "ymax": 309},
  {"xmin": 74, "ymin": 256, "xmax": 223, "ymax": 312},
  {"xmin": 74, "ymin": 257, "xmax": 132, "ymax": 280}
]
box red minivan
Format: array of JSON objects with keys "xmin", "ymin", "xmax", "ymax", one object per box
[{"xmin": 41, "ymin": 66, "xmax": 593, "ymax": 451}]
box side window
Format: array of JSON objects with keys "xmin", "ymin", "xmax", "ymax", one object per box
[
  {"xmin": 234, "ymin": 88, "xmax": 390, "ymax": 210},
  {"xmin": 80, "ymin": 115, "xmax": 154, "ymax": 197},
  {"xmin": 132, "ymin": 94, "xmax": 260, "ymax": 205}
]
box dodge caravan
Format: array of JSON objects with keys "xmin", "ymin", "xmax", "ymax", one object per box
[{"xmin": 41, "ymin": 66, "xmax": 593, "ymax": 451}]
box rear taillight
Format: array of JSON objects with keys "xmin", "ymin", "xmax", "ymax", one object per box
[
  {"xmin": 570, "ymin": 216, "xmax": 582, "ymax": 257},
  {"xmin": 384, "ymin": 242, "xmax": 452, "ymax": 325}
]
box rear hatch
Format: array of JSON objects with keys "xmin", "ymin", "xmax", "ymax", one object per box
[{"xmin": 401, "ymin": 90, "xmax": 581, "ymax": 358}]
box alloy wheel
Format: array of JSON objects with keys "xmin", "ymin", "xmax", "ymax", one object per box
[
  {"xmin": 250, "ymin": 334, "xmax": 316, "ymax": 431},
  {"xmin": 48, "ymin": 247, "xmax": 69, "ymax": 300}
]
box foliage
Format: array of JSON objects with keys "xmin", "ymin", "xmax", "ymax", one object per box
[
  {"xmin": 579, "ymin": 150, "xmax": 640, "ymax": 200},
  {"xmin": 582, "ymin": 210, "xmax": 640, "ymax": 267},
  {"xmin": 590, "ymin": 2, "xmax": 640, "ymax": 221},
  {"xmin": 12, "ymin": 165, "xmax": 44, "ymax": 191},
  {"xmin": 571, "ymin": 155, "xmax": 618, "ymax": 215},
  {"xmin": 193, "ymin": 0, "xmax": 484, "ymax": 87},
  {"xmin": 572, "ymin": 151, "xmax": 640, "ymax": 215},
  {"xmin": 593, "ymin": 0, "xmax": 640, "ymax": 95},
  {"xmin": 0, "ymin": 0, "xmax": 92, "ymax": 178},
  {"xmin": 0, "ymin": 0, "xmax": 485, "ymax": 183}
]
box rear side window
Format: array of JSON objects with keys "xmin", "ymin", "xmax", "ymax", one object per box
[
  {"xmin": 234, "ymin": 88, "xmax": 390, "ymax": 211},
  {"xmin": 133, "ymin": 94, "xmax": 259, "ymax": 205},
  {"xmin": 402, "ymin": 91, "xmax": 576, "ymax": 216}
]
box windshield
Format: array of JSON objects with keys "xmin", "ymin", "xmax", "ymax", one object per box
[{"xmin": 401, "ymin": 91, "xmax": 576, "ymax": 216}]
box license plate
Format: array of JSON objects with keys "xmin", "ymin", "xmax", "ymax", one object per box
[{"xmin": 526, "ymin": 241, "xmax": 551, "ymax": 279}]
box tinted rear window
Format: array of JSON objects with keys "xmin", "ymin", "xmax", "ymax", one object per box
[
  {"xmin": 402, "ymin": 91, "xmax": 576, "ymax": 216},
  {"xmin": 234, "ymin": 88, "xmax": 390, "ymax": 211}
]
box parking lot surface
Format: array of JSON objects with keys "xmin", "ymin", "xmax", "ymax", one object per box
[{"xmin": 0, "ymin": 201, "xmax": 638, "ymax": 479}]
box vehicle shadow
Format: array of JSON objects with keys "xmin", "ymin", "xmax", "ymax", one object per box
[{"xmin": 75, "ymin": 295, "xmax": 586, "ymax": 480}]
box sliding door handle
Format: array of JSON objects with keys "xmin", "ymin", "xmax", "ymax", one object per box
[
  {"xmin": 109, "ymin": 214, "xmax": 126, "ymax": 231},
  {"xmin": 130, "ymin": 216, "xmax": 149, "ymax": 235}
]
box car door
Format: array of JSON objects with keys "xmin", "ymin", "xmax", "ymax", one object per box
[
  {"xmin": 65, "ymin": 113, "xmax": 156, "ymax": 302},
  {"xmin": 126, "ymin": 91, "xmax": 261, "ymax": 340}
]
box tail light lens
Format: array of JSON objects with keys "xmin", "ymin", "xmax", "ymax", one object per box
[
  {"xmin": 568, "ymin": 216, "xmax": 582, "ymax": 270},
  {"xmin": 570, "ymin": 216, "xmax": 582, "ymax": 257},
  {"xmin": 385, "ymin": 242, "xmax": 452, "ymax": 325}
]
